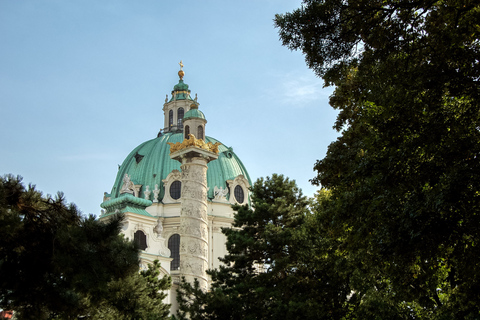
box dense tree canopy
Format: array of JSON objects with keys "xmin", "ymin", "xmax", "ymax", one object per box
[
  {"xmin": 276, "ymin": 0, "xmax": 480, "ymax": 318},
  {"xmin": 0, "ymin": 175, "xmax": 171, "ymax": 319},
  {"xmin": 175, "ymin": 175, "xmax": 354, "ymax": 320},
  {"xmin": 89, "ymin": 260, "xmax": 171, "ymax": 320}
]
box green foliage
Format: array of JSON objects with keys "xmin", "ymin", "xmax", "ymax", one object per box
[
  {"xmin": 211, "ymin": 174, "xmax": 311, "ymax": 319},
  {"xmin": 89, "ymin": 260, "xmax": 172, "ymax": 320},
  {"xmin": 173, "ymin": 278, "xmax": 210, "ymax": 320},
  {"xmin": 0, "ymin": 175, "xmax": 171, "ymax": 320},
  {"xmin": 175, "ymin": 175, "xmax": 355, "ymax": 320},
  {"xmin": 276, "ymin": 1, "xmax": 480, "ymax": 318}
]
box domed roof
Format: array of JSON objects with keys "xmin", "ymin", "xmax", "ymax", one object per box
[
  {"xmin": 107, "ymin": 132, "xmax": 251, "ymax": 202},
  {"xmin": 170, "ymin": 79, "xmax": 193, "ymax": 101},
  {"xmin": 184, "ymin": 108, "xmax": 206, "ymax": 121},
  {"xmin": 173, "ymin": 79, "xmax": 189, "ymax": 91}
]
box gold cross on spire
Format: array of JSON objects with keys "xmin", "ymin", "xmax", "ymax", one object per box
[{"xmin": 178, "ymin": 60, "xmax": 185, "ymax": 80}]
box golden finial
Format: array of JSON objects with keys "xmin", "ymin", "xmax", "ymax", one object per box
[{"xmin": 178, "ymin": 60, "xmax": 185, "ymax": 80}]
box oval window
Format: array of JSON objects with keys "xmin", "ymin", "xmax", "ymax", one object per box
[
  {"xmin": 234, "ymin": 185, "xmax": 244, "ymax": 204},
  {"xmin": 170, "ymin": 181, "xmax": 181, "ymax": 200}
]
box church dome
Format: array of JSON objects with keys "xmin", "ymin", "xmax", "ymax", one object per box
[
  {"xmin": 173, "ymin": 80, "xmax": 189, "ymax": 92},
  {"xmin": 184, "ymin": 108, "xmax": 205, "ymax": 121},
  {"xmin": 170, "ymin": 79, "xmax": 192, "ymax": 101},
  {"xmin": 107, "ymin": 132, "xmax": 251, "ymax": 202},
  {"xmin": 100, "ymin": 64, "xmax": 252, "ymax": 315}
]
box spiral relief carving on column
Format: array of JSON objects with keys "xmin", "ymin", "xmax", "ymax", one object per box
[
  {"xmin": 182, "ymin": 203, "xmax": 207, "ymax": 220},
  {"xmin": 170, "ymin": 142, "xmax": 218, "ymax": 292},
  {"xmin": 182, "ymin": 185, "xmax": 208, "ymax": 201}
]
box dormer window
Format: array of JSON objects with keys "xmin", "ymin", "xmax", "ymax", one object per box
[
  {"xmin": 170, "ymin": 180, "xmax": 181, "ymax": 200},
  {"xmin": 162, "ymin": 170, "xmax": 182, "ymax": 204},
  {"xmin": 234, "ymin": 185, "xmax": 245, "ymax": 204},
  {"xmin": 227, "ymin": 175, "xmax": 250, "ymax": 205}
]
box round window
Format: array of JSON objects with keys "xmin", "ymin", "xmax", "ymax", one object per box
[
  {"xmin": 234, "ymin": 185, "xmax": 244, "ymax": 204},
  {"xmin": 170, "ymin": 181, "xmax": 181, "ymax": 200}
]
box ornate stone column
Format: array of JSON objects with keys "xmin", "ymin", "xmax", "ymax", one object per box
[{"xmin": 168, "ymin": 136, "xmax": 220, "ymax": 290}]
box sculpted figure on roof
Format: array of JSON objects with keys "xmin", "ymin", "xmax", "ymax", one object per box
[
  {"xmin": 120, "ymin": 174, "xmax": 135, "ymax": 194},
  {"xmin": 167, "ymin": 134, "xmax": 221, "ymax": 154}
]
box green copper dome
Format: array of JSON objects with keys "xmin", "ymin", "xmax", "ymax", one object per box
[
  {"xmin": 106, "ymin": 132, "xmax": 251, "ymax": 203},
  {"xmin": 184, "ymin": 108, "xmax": 206, "ymax": 120},
  {"xmin": 170, "ymin": 80, "xmax": 192, "ymax": 101},
  {"xmin": 174, "ymin": 80, "xmax": 189, "ymax": 91}
]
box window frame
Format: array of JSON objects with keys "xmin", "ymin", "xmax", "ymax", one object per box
[
  {"xmin": 168, "ymin": 234, "xmax": 180, "ymax": 271},
  {"xmin": 234, "ymin": 185, "xmax": 245, "ymax": 204},
  {"xmin": 177, "ymin": 108, "xmax": 184, "ymax": 127},
  {"xmin": 134, "ymin": 230, "xmax": 148, "ymax": 251},
  {"xmin": 169, "ymin": 110, "xmax": 174, "ymax": 127},
  {"xmin": 169, "ymin": 180, "xmax": 182, "ymax": 200}
]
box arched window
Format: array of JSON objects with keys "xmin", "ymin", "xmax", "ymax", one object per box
[
  {"xmin": 177, "ymin": 108, "xmax": 184, "ymax": 127},
  {"xmin": 168, "ymin": 234, "xmax": 180, "ymax": 270},
  {"xmin": 185, "ymin": 125, "xmax": 190, "ymax": 139},
  {"xmin": 197, "ymin": 125, "xmax": 204, "ymax": 140},
  {"xmin": 169, "ymin": 110, "xmax": 173, "ymax": 127},
  {"xmin": 234, "ymin": 185, "xmax": 244, "ymax": 204},
  {"xmin": 134, "ymin": 230, "xmax": 147, "ymax": 250},
  {"xmin": 170, "ymin": 180, "xmax": 181, "ymax": 200}
]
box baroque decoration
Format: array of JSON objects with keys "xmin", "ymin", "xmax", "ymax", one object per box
[
  {"xmin": 99, "ymin": 63, "xmax": 251, "ymax": 315},
  {"xmin": 167, "ymin": 134, "xmax": 221, "ymax": 154}
]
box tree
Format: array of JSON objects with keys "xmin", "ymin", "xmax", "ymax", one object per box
[
  {"xmin": 276, "ymin": 1, "xmax": 480, "ymax": 318},
  {"xmin": 175, "ymin": 175, "xmax": 354, "ymax": 320},
  {"xmin": 0, "ymin": 175, "xmax": 170, "ymax": 319},
  {"xmin": 89, "ymin": 260, "xmax": 171, "ymax": 320}
]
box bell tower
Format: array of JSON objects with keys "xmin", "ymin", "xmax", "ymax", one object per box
[{"xmin": 162, "ymin": 60, "xmax": 196, "ymax": 133}]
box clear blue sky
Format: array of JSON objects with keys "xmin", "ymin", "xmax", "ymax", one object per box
[{"xmin": 0, "ymin": 0, "xmax": 339, "ymax": 216}]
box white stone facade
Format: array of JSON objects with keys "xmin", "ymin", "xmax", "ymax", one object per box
[
  {"xmin": 101, "ymin": 66, "xmax": 251, "ymax": 315},
  {"xmin": 118, "ymin": 187, "xmax": 242, "ymax": 313}
]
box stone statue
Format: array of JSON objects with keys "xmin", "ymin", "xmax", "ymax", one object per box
[
  {"xmin": 154, "ymin": 218, "xmax": 164, "ymax": 236},
  {"xmin": 153, "ymin": 184, "xmax": 160, "ymax": 203},
  {"xmin": 120, "ymin": 174, "xmax": 134, "ymax": 194},
  {"xmin": 144, "ymin": 185, "xmax": 151, "ymax": 200},
  {"xmin": 214, "ymin": 186, "xmax": 229, "ymax": 201}
]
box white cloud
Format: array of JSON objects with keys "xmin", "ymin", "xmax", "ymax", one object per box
[{"xmin": 274, "ymin": 72, "xmax": 333, "ymax": 106}]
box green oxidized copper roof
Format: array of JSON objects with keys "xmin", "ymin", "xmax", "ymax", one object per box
[
  {"xmin": 174, "ymin": 80, "xmax": 189, "ymax": 91},
  {"xmin": 106, "ymin": 132, "xmax": 251, "ymax": 203},
  {"xmin": 100, "ymin": 193, "xmax": 153, "ymax": 216},
  {"xmin": 184, "ymin": 108, "xmax": 206, "ymax": 121},
  {"xmin": 169, "ymin": 80, "xmax": 193, "ymax": 101}
]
